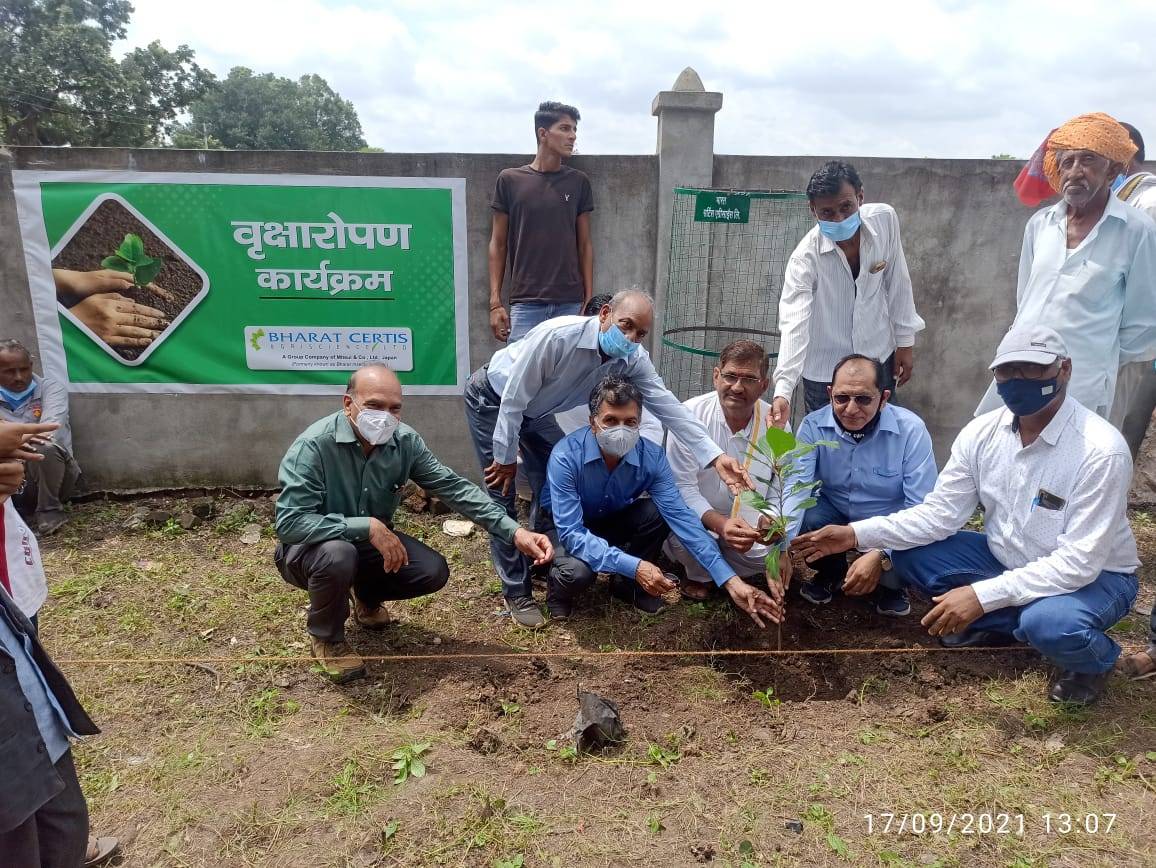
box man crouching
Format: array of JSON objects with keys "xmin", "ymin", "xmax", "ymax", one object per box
[{"xmin": 275, "ymin": 364, "xmax": 553, "ymax": 682}]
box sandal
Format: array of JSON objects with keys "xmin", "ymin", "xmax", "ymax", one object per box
[
  {"xmin": 85, "ymin": 836, "xmax": 120, "ymax": 867},
  {"xmin": 1117, "ymin": 647, "xmax": 1156, "ymax": 679}
]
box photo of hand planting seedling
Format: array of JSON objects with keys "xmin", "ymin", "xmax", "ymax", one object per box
[
  {"xmin": 101, "ymin": 233, "xmax": 165, "ymax": 288},
  {"xmin": 740, "ymin": 425, "xmax": 835, "ymax": 646}
]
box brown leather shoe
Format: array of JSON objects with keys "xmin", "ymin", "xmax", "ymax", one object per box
[
  {"xmin": 310, "ymin": 637, "xmax": 366, "ymax": 683},
  {"xmin": 352, "ymin": 593, "xmax": 393, "ymax": 630}
]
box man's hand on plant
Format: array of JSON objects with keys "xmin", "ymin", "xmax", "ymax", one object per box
[
  {"xmin": 791, "ymin": 524, "xmax": 857, "ymax": 563},
  {"xmin": 70, "ymin": 293, "xmax": 169, "ymax": 348},
  {"xmin": 842, "ymin": 551, "xmax": 883, "ymax": 596},
  {"xmin": 483, "ymin": 460, "xmax": 517, "ymax": 495},
  {"xmin": 769, "ymin": 396, "xmax": 791, "ymax": 430},
  {"xmin": 489, "ymin": 305, "xmax": 510, "ymax": 342},
  {"xmin": 777, "ymin": 547, "xmax": 793, "ymax": 592},
  {"xmin": 0, "ymin": 422, "xmax": 59, "ymax": 460},
  {"xmin": 635, "ymin": 560, "xmax": 677, "ymax": 597},
  {"xmin": 513, "ymin": 528, "xmax": 553, "ymax": 566},
  {"xmin": 711, "ymin": 453, "xmax": 752, "ymax": 494},
  {"xmin": 921, "ymin": 586, "xmax": 984, "ymax": 637},
  {"xmin": 757, "ymin": 513, "xmax": 785, "ymax": 546},
  {"xmin": 721, "ymin": 516, "xmax": 761, "ymax": 553},
  {"xmin": 724, "ymin": 576, "xmax": 782, "ymax": 628},
  {"xmin": 0, "ymin": 459, "xmax": 26, "ymax": 497},
  {"xmin": 368, "ymin": 518, "xmax": 409, "ymax": 573}
]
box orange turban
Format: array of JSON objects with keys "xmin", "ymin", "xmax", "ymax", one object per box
[{"xmin": 1043, "ymin": 112, "xmax": 1137, "ymax": 192}]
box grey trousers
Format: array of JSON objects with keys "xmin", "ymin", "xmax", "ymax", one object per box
[
  {"xmin": 1110, "ymin": 360, "xmax": 1156, "ymax": 458},
  {"xmin": 463, "ymin": 367, "xmax": 563, "ymax": 599},
  {"xmin": 663, "ymin": 534, "xmax": 765, "ymax": 584},
  {"xmin": 0, "ymin": 750, "xmax": 89, "ymax": 868},
  {"xmin": 14, "ymin": 441, "xmax": 80, "ymax": 518}
]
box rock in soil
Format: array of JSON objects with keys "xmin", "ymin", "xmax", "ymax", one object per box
[
  {"xmin": 145, "ymin": 509, "xmax": 172, "ymax": 525},
  {"xmin": 176, "ymin": 512, "xmax": 200, "ymax": 530},
  {"xmin": 190, "ymin": 498, "xmax": 215, "ymax": 518},
  {"xmin": 428, "ymin": 495, "xmax": 452, "ymax": 516},
  {"xmin": 239, "ymin": 524, "xmax": 263, "ymax": 545}
]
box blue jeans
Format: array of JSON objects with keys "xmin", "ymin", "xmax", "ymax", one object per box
[
  {"xmin": 463, "ymin": 366, "xmax": 564, "ymax": 598},
  {"xmin": 799, "ymin": 495, "xmax": 901, "ymax": 589},
  {"xmin": 891, "ymin": 531, "xmax": 1138, "ymax": 674},
  {"xmin": 508, "ymin": 301, "xmax": 583, "ymax": 343}
]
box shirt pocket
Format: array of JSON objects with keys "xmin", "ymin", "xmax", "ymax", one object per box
[
  {"xmin": 868, "ymin": 465, "xmax": 902, "ymax": 500},
  {"xmin": 1022, "ymin": 504, "xmax": 1066, "ymax": 548}
]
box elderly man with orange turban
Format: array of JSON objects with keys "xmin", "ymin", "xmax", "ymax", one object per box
[{"xmin": 981, "ymin": 112, "xmax": 1156, "ymax": 418}]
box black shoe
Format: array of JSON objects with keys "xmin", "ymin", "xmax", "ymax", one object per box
[
  {"xmin": 505, "ymin": 595, "xmax": 545, "ymax": 629},
  {"xmin": 1048, "ymin": 670, "xmax": 1109, "ymax": 705},
  {"xmin": 545, "ymin": 591, "xmax": 574, "ymax": 621},
  {"xmin": 799, "ymin": 574, "xmax": 838, "ymax": 605},
  {"xmin": 873, "ymin": 586, "xmax": 911, "ymax": 617},
  {"xmin": 609, "ymin": 576, "xmax": 667, "ymax": 614},
  {"xmin": 938, "ymin": 628, "xmax": 1016, "ymax": 649}
]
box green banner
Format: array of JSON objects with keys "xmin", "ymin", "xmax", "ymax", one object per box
[
  {"xmin": 12, "ymin": 172, "xmax": 468, "ymax": 394},
  {"xmin": 693, "ymin": 191, "xmax": 750, "ymax": 224}
]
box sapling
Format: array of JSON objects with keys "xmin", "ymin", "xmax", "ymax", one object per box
[{"xmin": 102, "ymin": 233, "xmax": 164, "ymax": 288}]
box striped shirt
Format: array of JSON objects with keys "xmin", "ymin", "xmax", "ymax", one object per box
[{"xmin": 773, "ymin": 203, "xmax": 925, "ymax": 401}]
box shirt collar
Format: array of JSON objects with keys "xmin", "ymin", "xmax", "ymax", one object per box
[
  {"xmin": 712, "ymin": 393, "xmax": 763, "ymax": 439},
  {"xmin": 816, "ymin": 208, "xmax": 874, "ymax": 255},
  {"xmin": 579, "ymin": 315, "xmax": 602, "ymax": 351},
  {"xmin": 581, "ymin": 425, "xmax": 642, "ymax": 467},
  {"xmin": 997, "ymin": 395, "xmax": 1075, "ymax": 445},
  {"xmin": 334, "ymin": 411, "xmax": 359, "ymax": 444},
  {"xmin": 1045, "ymin": 192, "xmax": 1130, "ymax": 228}
]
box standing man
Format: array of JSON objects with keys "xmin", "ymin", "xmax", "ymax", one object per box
[
  {"xmin": 1110, "ymin": 122, "xmax": 1156, "ymax": 457},
  {"xmin": 0, "ymin": 340, "xmax": 81, "ymax": 535},
  {"xmin": 977, "ymin": 112, "xmax": 1156, "ymax": 419},
  {"xmin": 488, "ymin": 101, "xmax": 594, "ymax": 344},
  {"xmin": 790, "ymin": 354, "xmax": 937, "ymax": 616},
  {"xmin": 796, "ymin": 327, "xmax": 1140, "ymax": 706},
  {"xmin": 770, "ymin": 161, "xmax": 924, "ymax": 426},
  {"xmin": 544, "ymin": 376, "xmax": 781, "ymax": 624},
  {"xmin": 276, "ymin": 364, "xmax": 552, "ymax": 683},
  {"xmin": 664, "ymin": 340, "xmax": 783, "ymax": 600},
  {"xmin": 464, "ymin": 289, "xmax": 752, "ymax": 628}
]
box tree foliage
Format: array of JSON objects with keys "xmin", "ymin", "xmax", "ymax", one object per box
[
  {"xmin": 0, "ymin": 0, "xmax": 214, "ymax": 145},
  {"xmin": 172, "ymin": 67, "xmax": 367, "ymax": 151}
]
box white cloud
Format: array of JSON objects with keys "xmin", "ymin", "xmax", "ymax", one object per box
[{"xmin": 120, "ymin": 0, "xmax": 1156, "ymax": 159}]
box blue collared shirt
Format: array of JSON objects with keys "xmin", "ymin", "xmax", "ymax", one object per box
[
  {"xmin": 543, "ymin": 427, "xmax": 736, "ymax": 586},
  {"xmin": 0, "ymin": 603, "xmax": 76, "ymax": 762},
  {"xmin": 788, "ymin": 403, "xmax": 938, "ymax": 537}
]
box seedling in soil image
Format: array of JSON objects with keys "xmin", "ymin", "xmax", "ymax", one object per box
[{"xmin": 102, "ymin": 233, "xmax": 165, "ymax": 288}]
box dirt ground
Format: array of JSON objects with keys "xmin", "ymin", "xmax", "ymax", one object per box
[{"xmin": 36, "ymin": 496, "xmax": 1155, "ymax": 868}]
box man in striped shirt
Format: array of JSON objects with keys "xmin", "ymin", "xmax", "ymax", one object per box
[{"xmin": 770, "ymin": 161, "xmax": 925, "ymax": 426}]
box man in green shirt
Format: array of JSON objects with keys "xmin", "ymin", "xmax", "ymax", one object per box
[{"xmin": 275, "ymin": 365, "xmax": 553, "ymax": 682}]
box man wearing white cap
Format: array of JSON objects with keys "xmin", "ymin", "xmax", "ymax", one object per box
[{"xmin": 794, "ymin": 325, "xmax": 1139, "ymax": 705}]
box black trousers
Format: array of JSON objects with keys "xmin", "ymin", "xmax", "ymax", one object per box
[
  {"xmin": 0, "ymin": 750, "xmax": 88, "ymax": 868},
  {"xmin": 548, "ymin": 498, "xmax": 670, "ymax": 600},
  {"xmin": 802, "ymin": 352, "xmax": 897, "ymax": 414},
  {"xmin": 275, "ymin": 533, "xmax": 450, "ymax": 641}
]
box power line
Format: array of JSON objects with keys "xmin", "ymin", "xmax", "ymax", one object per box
[{"xmin": 0, "ymin": 86, "xmax": 168, "ymax": 128}]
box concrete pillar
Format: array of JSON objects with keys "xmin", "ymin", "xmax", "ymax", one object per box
[{"xmin": 651, "ymin": 68, "xmax": 722, "ymax": 364}]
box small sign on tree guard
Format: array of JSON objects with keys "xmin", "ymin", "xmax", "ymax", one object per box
[{"xmin": 693, "ymin": 191, "xmax": 751, "ymax": 224}]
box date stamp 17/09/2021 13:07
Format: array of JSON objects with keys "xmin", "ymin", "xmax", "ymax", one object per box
[{"xmin": 862, "ymin": 813, "xmax": 1117, "ymax": 836}]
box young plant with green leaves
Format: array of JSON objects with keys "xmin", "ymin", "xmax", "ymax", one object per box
[
  {"xmin": 740, "ymin": 426, "xmax": 836, "ymax": 583},
  {"xmin": 102, "ymin": 233, "xmax": 164, "ymax": 288}
]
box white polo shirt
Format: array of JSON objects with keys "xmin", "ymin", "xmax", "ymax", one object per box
[
  {"xmin": 853, "ymin": 397, "xmax": 1138, "ymax": 612},
  {"xmin": 1, "ymin": 501, "xmax": 46, "ymax": 617}
]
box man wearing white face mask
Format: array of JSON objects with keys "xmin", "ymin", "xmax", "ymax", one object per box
[
  {"xmin": 275, "ymin": 365, "xmax": 554, "ymax": 683},
  {"xmin": 769, "ymin": 161, "xmax": 924, "ymax": 427},
  {"xmin": 464, "ymin": 288, "xmax": 753, "ymax": 629},
  {"xmin": 541, "ymin": 376, "xmax": 782, "ymax": 625}
]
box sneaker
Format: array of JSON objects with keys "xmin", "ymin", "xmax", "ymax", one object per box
[
  {"xmin": 799, "ymin": 575, "xmax": 837, "ymax": 605},
  {"xmin": 873, "ymin": 586, "xmax": 911, "ymax": 617},
  {"xmin": 351, "ymin": 592, "xmax": 393, "ymax": 630},
  {"xmin": 545, "ymin": 591, "xmax": 574, "ymax": 621},
  {"xmin": 310, "ymin": 637, "xmax": 367, "ymax": 683},
  {"xmin": 36, "ymin": 510, "xmax": 68, "ymax": 536},
  {"xmin": 609, "ymin": 575, "xmax": 667, "ymax": 614},
  {"xmin": 505, "ymin": 595, "xmax": 546, "ymax": 629}
]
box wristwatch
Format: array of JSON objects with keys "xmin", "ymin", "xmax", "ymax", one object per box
[{"xmin": 876, "ymin": 550, "xmax": 892, "ymax": 571}]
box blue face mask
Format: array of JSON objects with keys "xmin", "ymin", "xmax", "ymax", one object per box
[
  {"xmin": 996, "ymin": 377, "xmax": 1059, "ymax": 417},
  {"xmin": 817, "ymin": 210, "xmax": 861, "ymax": 242},
  {"xmin": 0, "ymin": 381, "xmax": 36, "ymax": 407},
  {"xmin": 598, "ymin": 323, "xmax": 639, "ymax": 359},
  {"xmin": 1111, "ymin": 173, "xmax": 1127, "ymax": 193}
]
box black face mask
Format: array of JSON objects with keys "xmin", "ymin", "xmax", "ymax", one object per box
[{"xmin": 834, "ymin": 406, "xmax": 882, "ymax": 442}]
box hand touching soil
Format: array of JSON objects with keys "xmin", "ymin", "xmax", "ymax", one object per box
[{"xmin": 70, "ymin": 293, "xmax": 169, "ymax": 349}]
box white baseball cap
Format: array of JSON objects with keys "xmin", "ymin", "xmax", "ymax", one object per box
[{"xmin": 989, "ymin": 325, "xmax": 1068, "ymax": 370}]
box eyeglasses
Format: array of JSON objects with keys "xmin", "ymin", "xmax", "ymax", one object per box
[
  {"xmin": 831, "ymin": 394, "xmax": 877, "ymax": 407},
  {"xmin": 719, "ymin": 372, "xmax": 763, "ymax": 388}
]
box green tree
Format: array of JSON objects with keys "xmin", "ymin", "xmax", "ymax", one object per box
[
  {"xmin": 173, "ymin": 67, "xmax": 367, "ymax": 151},
  {"xmin": 0, "ymin": 0, "xmax": 213, "ymax": 145}
]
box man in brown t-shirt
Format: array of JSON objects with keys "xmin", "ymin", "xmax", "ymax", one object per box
[{"xmin": 489, "ymin": 101, "xmax": 594, "ymax": 343}]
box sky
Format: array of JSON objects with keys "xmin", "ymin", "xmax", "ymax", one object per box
[{"xmin": 121, "ymin": 0, "xmax": 1156, "ymax": 160}]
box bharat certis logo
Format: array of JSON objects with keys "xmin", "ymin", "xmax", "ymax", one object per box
[{"xmin": 244, "ymin": 326, "xmax": 413, "ymax": 372}]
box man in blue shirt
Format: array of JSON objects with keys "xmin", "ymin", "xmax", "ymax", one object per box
[
  {"xmin": 790, "ymin": 354, "xmax": 937, "ymax": 615},
  {"xmin": 542, "ymin": 376, "xmax": 781, "ymax": 624}
]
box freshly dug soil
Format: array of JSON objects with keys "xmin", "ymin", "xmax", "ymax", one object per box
[{"xmin": 53, "ymin": 199, "xmax": 205, "ymax": 361}]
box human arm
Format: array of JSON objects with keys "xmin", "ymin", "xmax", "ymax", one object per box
[
  {"xmin": 626, "ymin": 353, "xmax": 725, "ymax": 471},
  {"xmin": 1118, "ymin": 224, "xmax": 1156, "ymax": 363},
  {"xmin": 771, "ymin": 246, "xmax": 816, "ymax": 412},
  {"xmin": 69, "ymin": 293, "xmax": 167, "ymax": 349},
  {"xmin": 577, "ymin": 211, "xmax": 594, "ymax": 306},
  {"xmin": 488, "ymin": 212, "xmax": 510, "ymax": 341},
  {"xmin": 881, "ymin": 209, "xmax": 924, "ymax": 385},
  {"xmin": 901, "ymin": 421, "xmax": 938, "ymax": 507},
  {"xmin": 0, "ymin": 421, "xmax": 59, "ymax": 460},
  {"xmin": 274, "ymin": 438, "xmax": 373, "ymax": 545},
  {"xmin": 664, "ymin": 423, "xmax": 717, "ymax": 523}
]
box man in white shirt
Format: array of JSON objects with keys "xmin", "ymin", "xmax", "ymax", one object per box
[
  {"xmin": 795, "ymin": 326, "xmax": 1139, "ymax": 705},
  {"xmin": 976, "ymin": 113, "xmax": 1156, "ymax": 420},
  {"xmin": 464, "ymin": 289, "xmax": 750, "ymax": 628},
  {"xmin": 770, "ymin": 161, "xmax": 924, "ymax": 427},
  {"xmin": 664, "ymin": 340, "xmax": 787, "ymax": 600},
  {"xmin": 1110, "ymin": 123, "xmax": 1156, "ymax": 457}
]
